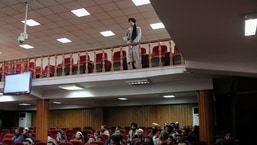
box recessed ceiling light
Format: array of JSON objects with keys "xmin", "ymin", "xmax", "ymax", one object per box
[
  {"xmin": 118, "ymin": 98, "xmax": 128, "ymax": 101},
  {"xmin": 150, "ymin": 22, "xmax": 165, "ymax": 30},
  {"xmin": 132, "ymin": 0, "xmax": 150, "ymax": 6},
  {"xmin": 71, "ymin": 8, "xmax": 90, "ymax": 17},
  {"xmin": 58, "ymin": 84, "xmax": 83, "ymax": 90},
  {"xmin": 100, "ymin": 30, "xmax": 115, "ymax": 37},
  {"xmin": 19, "ymin": 44, "xmax": 34, "ymax": 49},
  {"xmin": 19, "ymin": 103, "xmax": 31, "ymax": 106},
  {"xmin": 245, "ymin": 18, "xmax": 257, "ymax": 36},
  {"xmin": 163, "ymin": 95, "xmax": 175, "ymax": 98},
  {"xmin": 53, "ymin": 101, "xmax": 62, "ymax": 104},
  {"xmin": 22, "ymin": 19, "xmax": 40, "ymax": 27},
  {"xmin": 57, "ymin": 38, "xmax": 72, "ymax": 43}
]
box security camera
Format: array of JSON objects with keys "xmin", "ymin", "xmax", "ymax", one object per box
[{"xmin": 18, "ymin": 32, "xmax": 28, "ymax": 44}]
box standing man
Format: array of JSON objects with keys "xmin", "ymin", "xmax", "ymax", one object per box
[{"xmin": 123, "ymin": 18, "xmax": 142, "ymax": 69}]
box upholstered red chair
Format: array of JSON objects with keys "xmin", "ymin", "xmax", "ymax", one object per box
[
  {"xmin": 95, "ymin": 52, "xmax": 111, "ymax": 72},
  {"xmin": 151, "ymin": 45, "xmax": 168, "ymax": 67},
  {"xmin": 14, "ymin": 142, "xmax": 24, "ymax": 145},
  {"xmin": 57, "ymin": 57, "xmax": 74, "ymax": 76},
  {"xmin": 2, "ymin": 139, "xmax": 15, "ymax": 145},
  {"xmin": 141, "ymin": 47, "xmax": 149, "ymax": 68},
  {"xmin": 59, "ymin": 142, "xmax": 73, "ymax": 145},
  {"xmin": 173, "ymin": 45, "xmax": 182, "ymax": 65},
  {"xmin": 70, "ymin": 140, "xmax": 83, "ymax": 145},
  {"xmin": 90, "ymin": 141, "xmax": 104, "ymax": 145},
  {"xmin": 113, "ymin": 50, "xmax": 127, "ymax": 71},
  {"xmin": 35, "ymin": 142, "xmax": 47, "ymax": 145},
  {"xmin": 44, "ymin": 65, "xmax": 55, "ymax": 77},
  {"xmin": 2, "ymin": 133, "xmax": 14, "ymax": 140},
  {"xmin": 73, "ymin": 55, "xmax": 94, "ymax": 74}
]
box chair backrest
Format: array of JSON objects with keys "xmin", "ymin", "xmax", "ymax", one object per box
[
  {"xmin": 90, "ymin": 141, "xmax": 104, "ymax": 145},
  {"xmin": 152, "ymin": 45, "xmax": 167, "ymax": 57},
  {"xmin": 95, "ymin": 53, "xmax": 107, "ymax": 63},
  {"xmin": 35, "ymin": 142, "xmax": 47, "ymax": 145},
  {"xmin": 49, "ymin": 130, "xmax": 58, "ymax": 139},
  {"xmin": 14, "ymin": 62, "xmax": 22, "ymax": 73},
  {"xmin": 2, "ymin": 133, "xmax": 14, "ymax": 140},
  {"xmin": 2, "ymin": 139, "xmax": 15, "ymax": 145},
  {"xmin": 59, "ymin": 142, "xmax": 73, "ymax": 145},
  {"xmin": 100, "ymin": 134, "xmax": 109, "ymax": 143},
  {"xmin": 141, "ymin": 47, "xmax": 147, "ymax": 55},
  {"xmin": 66, "ymin": 132, "xmax": 75, "ymax": 141},
  {"xmin": 14, "ymin": 142, "xmax": 24, "ymax": 145},
  {"xmin": 70, "ymin": 140, "xmax": 83, "ymax": 145},
  {"xmin": 79, "ymin": 55, "xmax": 90, "ymax": 64},
  {"xmin": 72, "ymin": 127, "xmax": 82, "ymax": 132},
  {"xmin": 63, "ymin": 57, "xmax": 74, "ymax": 65},
  {"xmin": 113, "ymin": 50, "xmax": 126, "ymax": 62}
]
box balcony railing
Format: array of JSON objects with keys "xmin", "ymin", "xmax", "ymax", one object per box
[{"xmin": 0, "ymin": 38, "xmax": 184, "ymax": 81}]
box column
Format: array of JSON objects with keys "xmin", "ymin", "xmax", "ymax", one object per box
[
  {"xmin": 198, "ymin": 90, "xmax": 215, "ymax": 145},
  {"xmin": 35, "ymin": 99, "xmax": 49, "ymax": 142}
]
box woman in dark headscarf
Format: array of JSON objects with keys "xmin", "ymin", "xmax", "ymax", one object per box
[{"xmin": 123, "ymin": 17, "xmax": 142, "ymax": 69}]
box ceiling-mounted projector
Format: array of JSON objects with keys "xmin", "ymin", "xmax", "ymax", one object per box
[{"xmin": 18, "ymin": 1, "xmax": 29, "ymax": 44}]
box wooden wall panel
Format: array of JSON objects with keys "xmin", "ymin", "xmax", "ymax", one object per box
[
  {"xmin": 30, "ymin": 104, "xmax": 195, "ymax": 131},
  {"xmin": 104, "ymin": 104, "xmax": 196, "ymax": 128}
]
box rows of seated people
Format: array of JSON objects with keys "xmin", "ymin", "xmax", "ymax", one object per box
[
  {"xmin": 0, "ymin": 45, "xmax": 182, "ymax": 80},
  {"xmin": 0, "ymin": 122, "xmax": 202, "ymax": 145}
]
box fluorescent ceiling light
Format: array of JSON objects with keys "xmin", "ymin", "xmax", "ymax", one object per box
[
  {"xmin": 118, "ymin": 98, "xmax": 128, "ymax": 101},
  {"xmin": 58, "ymin": 84, "xmax": 83, "ymax": 90},
  {"xmin": 19, "ymin": 103, "xmax": 31, "ymax": 106},
  {"xmin": 19, "ymin": 44, "xmax": 34, "ymax": 49},
  {"xmin": 150, "ymin": 22, "xmax": 165, "ymax": 30},
  {"xmin": 126, "ymin": 79, "xmax": 150, "ymax": 86},
  {"xmin": 53, "ymin": 101, "xmax": 62, "ymax": 104},
  {"xmin": 245, "ymin": 19, "xmax": 257, "ymax": 36},
  {"xmin": 100, "ymin": 30, "xmax": 115, "ymax": 37},
  {"xmin": 22, "ymin": 19, "xmax": 40, "ymax": 27},
  {"xmin": 71, "ymin": 8, "xmax": 90, "ymax": 17},
  {"xmin": 132, "ymin": 0, "xmax": 150, "ymax": 6},
  {"xmin": 163, "ymin": 95, "xmax": 175, "ymax": 98},
  {"xmin": 57, "ymin": 38, "xmax": 72, "ymax": 43}
]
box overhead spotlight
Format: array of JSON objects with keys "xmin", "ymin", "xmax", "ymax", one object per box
[{"xmin": 18, "ymin": 1, "xmax": 29, "ymax": 44}]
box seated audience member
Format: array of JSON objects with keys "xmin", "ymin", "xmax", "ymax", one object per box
[
  {"xmin": 70, "ymin": 131, "xmax": 83, "ymax": 142},
  {"xmin": 128, "ymin": 122, "xmax": 138, "ymax": 143},
  {"xmin": 87, "ymin": 130, "xmax": 102, "ymax": 143},
  {"xmin": 187, "ymin": 125, "xmax": 199, "ymax": 143},
  {"xmin": 216, "ymin": 132, "xmax": 236, "ymax": 145},
  {"xmin": 23, "ymin": 127, "xmax": 34, "ymax": 140},
  {"xmin": 48, "ymin": 139, "xmax": 58, "ymax": 145},
  {"xmin": 131, "ymin": 128, "xmax": 145, "ymax": 145},
  {"xmin": 149, "ymin": 123, "xmax": 160, "ymax": 138},
  {"xmin": 56, "ymin": 129, "xmax": 67, "ymax": 142},
  {"xmin": 177, "ymin": 140, "xmax": 191, "ymax": 145},
  {"xmin": 13, "ymin": 128, "xmax": 24, "ymax": 142},
  {"xmin": 166, "ymin": 136, "xmax": 175, "ymax": 145},
  {"xmin": 82, "ymin": 130, "xmax": 90, "ymax": 144},
  {"xmin": 144, "ymin": 136, "xmax": 154, "ymax": 145},
  {"xmin": 100, "ymin": 124, "xmax": 110, "ymax": 136},
  {"xmin": 158, "ymin": 130, "xmax": 169, "ymax": 145},
  {"xmin": 22, "ymin": 138, "xmax": 34, "ymax": 145},
  {"xmin": 110, "ymin": 135, "xmax": 123, "ymax": 145}
]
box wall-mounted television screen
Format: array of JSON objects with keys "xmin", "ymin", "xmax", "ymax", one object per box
[{"xmin": 3, "ymin": 71, "xmax": 32, "ymax": 95}]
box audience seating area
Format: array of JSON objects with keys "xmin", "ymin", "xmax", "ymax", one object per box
[
  {"xmin": 0, "ymin": 124, "xmax": 206, "ymax": 145},
  {"xmin": 0, "ymin": 38, "xmax": 184, "ymax": 81}
]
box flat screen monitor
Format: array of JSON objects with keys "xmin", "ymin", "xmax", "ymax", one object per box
[{"xmin": 3, "ymin": 71, "xmax": 32, "ymax": 95}]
